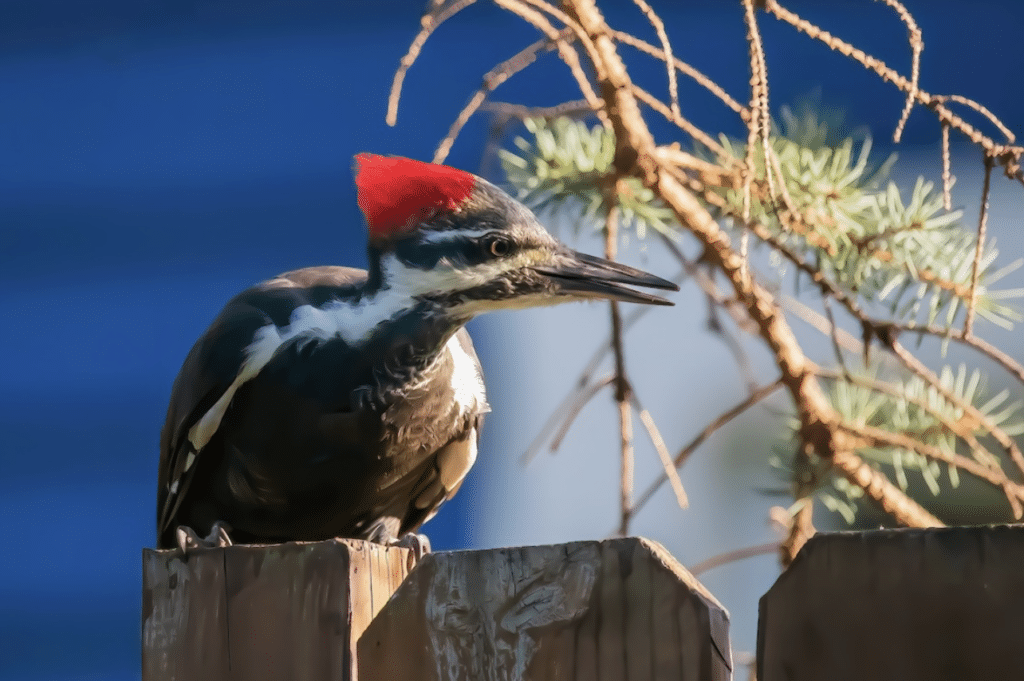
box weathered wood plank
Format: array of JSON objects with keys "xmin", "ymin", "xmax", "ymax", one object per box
[
  {"xmin": 650, "ymin": 563, "xmax": 681, "ymax": 680},
  {"xmin": 624, "ymin": 541, "xmax": 653, "ymax": 681},
  {"xmin": 358, "ymin": 537, "xmax": 732, "ymax": 681},
  {"xmin": 758, "ymin": 525, "xmax": 1024, "ymax": 681},
  {"xmin": 142, "ymin": 539, "xmax": 415, "ymax": 681},
  {"xmin": 573, "ymin": 547, "xmax": 600, "ymax": 681},
  {"xmin": 598, "ymin": 541, "xmax": 627, "ymax": 681},
  {"xmin": 142, "ymin": 543, "xmax": 229, "ymax": 677}
]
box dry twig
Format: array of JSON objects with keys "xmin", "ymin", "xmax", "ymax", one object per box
[
  {"xmin": 387, "ymin": 0, "xmax": 478, "ymax": 126},
  {"xmin": 434, "ymin": 32, "xmax": 573, "ymax": 163},
  {"xmin": 631, "ymin": 0, "xmax": 680, "ymax": 118},
  {"xmin": 780, "ymin": 498, "xmax": 816, "ymax": 566},
  {"xmin": 939, "ymin": 94, "xmax": 1017, "ymax": 143},
  {"xmin": 392, "ymin": 0, "xmax": 1024, "ymax": 558},
  {"xmin": 603, "ymin": 187, "xmax": 636, "ymax": 536},
  {"xmin": 941, "ymin": 122, "xmax": 953, "ymax": 211},
  {"xmin": 964, "ymin": 157, "xmax": 994, "ymax": 337},
  {"xmin": 632, "ymin": 380, "xmax": 786, "ymax": 517},
  {"xmin": 492, "ymin": 0, "xmax": 607, "ymax": 124},
  {"xmin": 880, "ymin": 0, "xmax": 923, "ymax": 143},
  {"xmin": 612, "ymin": 31, "xmax": 747, "ymax": 118},
  {"xmin": 689, "ymin": 540, "xmax": 781, "ymax": 576},
  {"xmin": 633, "ymin": 393, "xmax": 689, "ymax": 510},
  {"xmin": 764, "ymin": 0, "xmax": 1024, "ymax": 186},
  {"xmin": 830, "ymin": 447, "xmax": 943, "ymax": 528},
  {"xmin": 548, "ymin": 374, "xmax": 616, "ymax": 452}
]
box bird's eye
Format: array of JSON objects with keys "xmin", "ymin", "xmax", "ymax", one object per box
[{"xmin": 488, "ymin": 236, "xmax": 512, "ymax": 258}]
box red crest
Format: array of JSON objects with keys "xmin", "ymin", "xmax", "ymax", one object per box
[{"xmin": 354, "ymin": 154, "xmax": 477, "ymax": 240}]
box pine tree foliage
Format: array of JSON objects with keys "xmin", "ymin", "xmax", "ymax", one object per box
[
  {"xmin": 501, "ymin": 111, "xmax": 1023, "ymax": 522},
  {"xmin": 717, "ymin": 108, "xmax": 1022, "ymax": 330},
  {"xmin": 818, "ymin": 364, "xmax": 1024, "ymax": 515},
  {"xmin": 502, "ymin": 113, "xmax": 1023, "ymax": 332},
  {"xmin": 500, "ymin": 117, "xmax": 678, "ymax": 238},
  {"xmin": 390, "ymin": 0, "xmax": 1024, "ymax": 553}
]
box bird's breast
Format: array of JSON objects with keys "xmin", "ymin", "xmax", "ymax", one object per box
[{"xmin": 377, "ymin": 335, "xmax": 485, "ymax": 450}]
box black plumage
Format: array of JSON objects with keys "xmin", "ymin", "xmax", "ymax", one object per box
[
  {"xmin": 157, "ymin": 265, "xmax": 486, "ymax": 549},
  {"xmin": 157, "ymin": 154, "xmax": 678, "ymax": 551}
]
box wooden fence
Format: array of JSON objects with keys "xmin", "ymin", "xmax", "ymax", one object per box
[{"xmin": 143, "ymin": 525, "xmax": 1024, "ymax": 680}]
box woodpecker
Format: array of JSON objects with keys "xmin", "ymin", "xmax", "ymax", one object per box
[{"xmin": 157, "ymin": 153, "xmax": 677, "ymax": 551}]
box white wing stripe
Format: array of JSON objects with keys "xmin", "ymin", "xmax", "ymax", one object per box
[
  {"xmin": 182, "ymin": 270, "xmax": 488, "ymax": 479},
  {"xmin": 184, "ymin": 290, "xmax": 412, "ymax": 453}
]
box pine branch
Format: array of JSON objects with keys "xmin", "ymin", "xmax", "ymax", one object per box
[{"xmin": 393, "ymin": 0, "xmax": 1024, "ymax": 556}]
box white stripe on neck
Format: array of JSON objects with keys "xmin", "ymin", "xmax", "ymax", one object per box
[
  {"xmin": 186, "ymin": 255, "xmax": 452, "ymax": 452},
  {"xmin": 447, "ymin": 335, "xmax": 487, "ymax": 417}
]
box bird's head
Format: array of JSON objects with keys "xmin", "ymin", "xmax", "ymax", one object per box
[{"xmin": 355, "ymin": 154, "xmax": 678, "ymax": 318}]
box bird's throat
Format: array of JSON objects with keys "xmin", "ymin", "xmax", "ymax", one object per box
[{"xmin": 362, "ymin": 304, "xmax": 465, "ymax": 384}]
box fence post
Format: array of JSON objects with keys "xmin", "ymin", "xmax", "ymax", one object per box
[
  {"xmin": 143, "ymin": 536, "xmax": 730, "ymax": 680},
  {"xmin": 757, "ymin": 524, "xmax": 1024, "ymax": 681},
  {"xmin": 141, "ymin": 539, "xmax": 416, "ymax": 681},
  {"xmin": 359, "ymin": 537, "xmax": 732, "ymax": 681}
]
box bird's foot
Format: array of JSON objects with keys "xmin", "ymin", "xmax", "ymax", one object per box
[
  {"xmin": 388, "ymin": 532, "xmax": 431, "ymax": 561},
  {"xmin": 175, "ymin": 521, "xmax": 233, "ymax": 554}
]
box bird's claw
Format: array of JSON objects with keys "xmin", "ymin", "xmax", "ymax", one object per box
[
  {"xmin": 389, "ymin": 532, "xmax": 431, "ymax": 561},
  {"xmin": 175, "ymin": 521, "xmax": 233, "ymax": 555}
]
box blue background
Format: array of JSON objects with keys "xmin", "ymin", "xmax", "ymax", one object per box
[{"xmin": 1, "ymin": 1, "xmax": 1022, "ymax": 679}]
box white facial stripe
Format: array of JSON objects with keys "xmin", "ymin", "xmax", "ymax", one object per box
[
  {"xmin": 385, "ymin": 247, "xmax": 546, "ymax": 300},
  {"xmin": 418, "ymin": 228, "xmax": 495, "ymax": 244}
]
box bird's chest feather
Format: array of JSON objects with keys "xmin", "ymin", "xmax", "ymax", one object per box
[
  {"xmin": 217, "ymin": 319, "xmax": 488, "ymax": 508},
  {"xmin": 377, "ymin": 334, "xmax": 487, "ymax": 453}
]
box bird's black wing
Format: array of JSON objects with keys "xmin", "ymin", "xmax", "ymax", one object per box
[{"xmin": 157, "ymin": 266, "xmax": 368, "ymax": 544}]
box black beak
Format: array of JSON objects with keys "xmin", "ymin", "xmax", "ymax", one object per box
[{"xmin": 534, "ymin": 251, "xmax": 679, "ymax": 306}]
